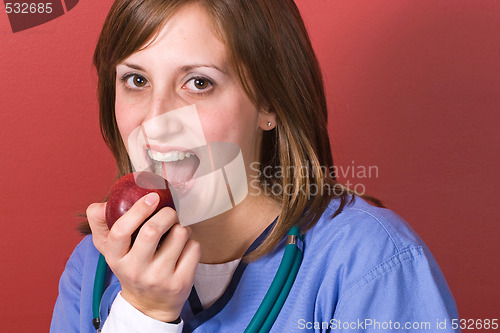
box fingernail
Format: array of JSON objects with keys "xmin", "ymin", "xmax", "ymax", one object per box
[{"xmin": 144, "ymin": 192, "xmax": 159, "ymax": 206}]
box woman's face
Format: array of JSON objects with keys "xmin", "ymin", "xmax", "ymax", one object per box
[{"xmin": 114, "ymin": 4, "xmax": 271, "ymax": 225}]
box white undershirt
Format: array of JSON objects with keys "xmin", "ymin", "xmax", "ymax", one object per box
[
  {"xmin": 102, "ymin": 259, "xmax": 241, "ymax": 333},
  {"xmin": 194, "ymin": 258, "xmax": 241, "ymax": 308}
]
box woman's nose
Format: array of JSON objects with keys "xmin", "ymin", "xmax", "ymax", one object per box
[{"xmin": 142, "ymin": 95, "xmax": 184, "ymax": 140}]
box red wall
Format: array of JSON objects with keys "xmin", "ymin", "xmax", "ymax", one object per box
[{"xmin": 1, "ymin": 1, "xmax": 499, "ymax": 331}]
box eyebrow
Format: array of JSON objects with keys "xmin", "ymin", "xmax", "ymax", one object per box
[
  {"xmin": 181, "ymin": 64, "xmax": 227, "ymax": 75},
  {"xmin": 120, "ymin": 62, "xmax": 146, "ymax": 71},
  {"xmin": 118, "ymin": 62, "xmax": 227, "ymax": 75}
]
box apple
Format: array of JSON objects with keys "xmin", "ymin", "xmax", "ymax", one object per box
[{"xmin": 105, "ymin": 171, "xmax": 175, "ymax": 241}]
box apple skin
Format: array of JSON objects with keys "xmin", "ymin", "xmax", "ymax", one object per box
[{"xmin": 105, "ymin": 172, "xmax": 175, "ymax": 237}]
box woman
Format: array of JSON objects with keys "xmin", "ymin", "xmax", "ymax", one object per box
[{"xmin": 51, "ymin": 0, "xmax": 459, "ymax": 332}]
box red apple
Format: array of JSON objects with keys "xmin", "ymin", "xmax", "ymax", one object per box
[{"xmin": 105, "ymin": 172, "xmax": 175, "ymax": 238}]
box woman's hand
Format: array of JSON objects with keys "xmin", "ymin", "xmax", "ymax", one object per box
[{"xmin": 87, "ymin": 192, "xmax": 201, "ymax": 322}]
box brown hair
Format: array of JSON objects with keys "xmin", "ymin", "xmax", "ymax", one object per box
[{"xmin": 90, "ymin": 0, "xmax": 383, "ymax": 260}]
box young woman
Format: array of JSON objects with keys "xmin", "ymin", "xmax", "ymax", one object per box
[{"xmin": 51, "ymin": 0, "xmax": 459, "ymax": 332}]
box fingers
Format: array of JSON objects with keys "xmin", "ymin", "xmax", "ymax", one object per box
[
  {"xmin": 147, "ymin": 227, "xmax": 200, "ymax": 289},
  {"xmin": 106, "ymin": 192, "xmax": 160, "ymax": 261},
  {"xmin": 130, "ymin": 207, "xmax": 179, "ymax": 260},
  {"xmin": 151, "ymin": 224, "xmax": 194, "ymax": 271},
  {"xmin": 173, "ymin": 238, "xmax": 201, "ymax": 281}
]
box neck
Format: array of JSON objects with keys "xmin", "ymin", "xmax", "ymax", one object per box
[{"xmin": 189, "ymin": 193, "xmax": 281, "ymax": 264}]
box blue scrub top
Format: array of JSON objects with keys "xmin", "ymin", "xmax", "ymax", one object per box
[{"xmin": 51, "ymin": 195, "xmax": 460, "ymax": 332}]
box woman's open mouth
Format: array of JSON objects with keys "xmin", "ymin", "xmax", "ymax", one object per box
[{"xmin": 148, "ymin": 149, "xmax": 201, "ymax": 190}]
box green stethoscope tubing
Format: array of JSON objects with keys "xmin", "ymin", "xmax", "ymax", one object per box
[
  {"xmin": 244, "ymin": 226, "xmax": 303, "ymax": 333},
  {"xmin": 92, "ymin": 253, "xmax": 107, "ymax": 330},
  {"xmin": 92, "ymin": 226, "xmax": 303, "ymax": 333}
]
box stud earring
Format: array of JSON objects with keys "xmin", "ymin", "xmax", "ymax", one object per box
[{"xmin": 267, "ymin": 121, "xmax": 272, "ymax": 127}]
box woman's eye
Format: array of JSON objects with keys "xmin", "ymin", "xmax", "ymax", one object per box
[
  {"xmin": 124, "ymin": 74, "xmax": 149, "ymax": 89},
  {"xmin": 184, "ymin": 77, "xmax": 213, "ymax": 92},
  {"xmin": 193, "ymin": 78, "xmax": 208, "ymax": 90}
]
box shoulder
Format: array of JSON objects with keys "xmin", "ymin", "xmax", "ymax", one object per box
[
  {"xmin": 302, "ymin": 195, "xmax": 438, "ymax": 295},
  {"xmin": 302, "ymin": 195, "xmax": 458, "ymax": 319},
  {"xmin": 304, "ymin": 197, "xmax": 453, "ymax": 308},
  {"xmin": 306, "ymin": 194, "xmax": 426, "ymax": 258}
]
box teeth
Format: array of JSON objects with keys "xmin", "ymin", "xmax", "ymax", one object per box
[{"xmin": 148, "ymin": 150, "xmax": 193, "ymax": 162}]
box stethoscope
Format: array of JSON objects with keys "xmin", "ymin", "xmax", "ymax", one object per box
[{"xmin": 92, "ymin": 226, "xmax": 304, "ymax": 333}]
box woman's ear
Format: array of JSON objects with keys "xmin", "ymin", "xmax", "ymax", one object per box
[{"xmin": 258, "ymin": 105, "xmax": 277, "ymax": 131}]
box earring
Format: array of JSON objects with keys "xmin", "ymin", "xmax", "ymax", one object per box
[{"xmin": 267, "ymin": 121, "xmax": 272, "ymax": 127}]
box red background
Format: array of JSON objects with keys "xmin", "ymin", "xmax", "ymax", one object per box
[{"xmin": 1, "ymin": 0, "xmax": 499, "ymax": 331}]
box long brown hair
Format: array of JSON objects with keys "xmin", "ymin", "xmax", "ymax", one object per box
[{"xmin": 90, "ymin": 0, "xmax": 383, "ymax": 260}]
